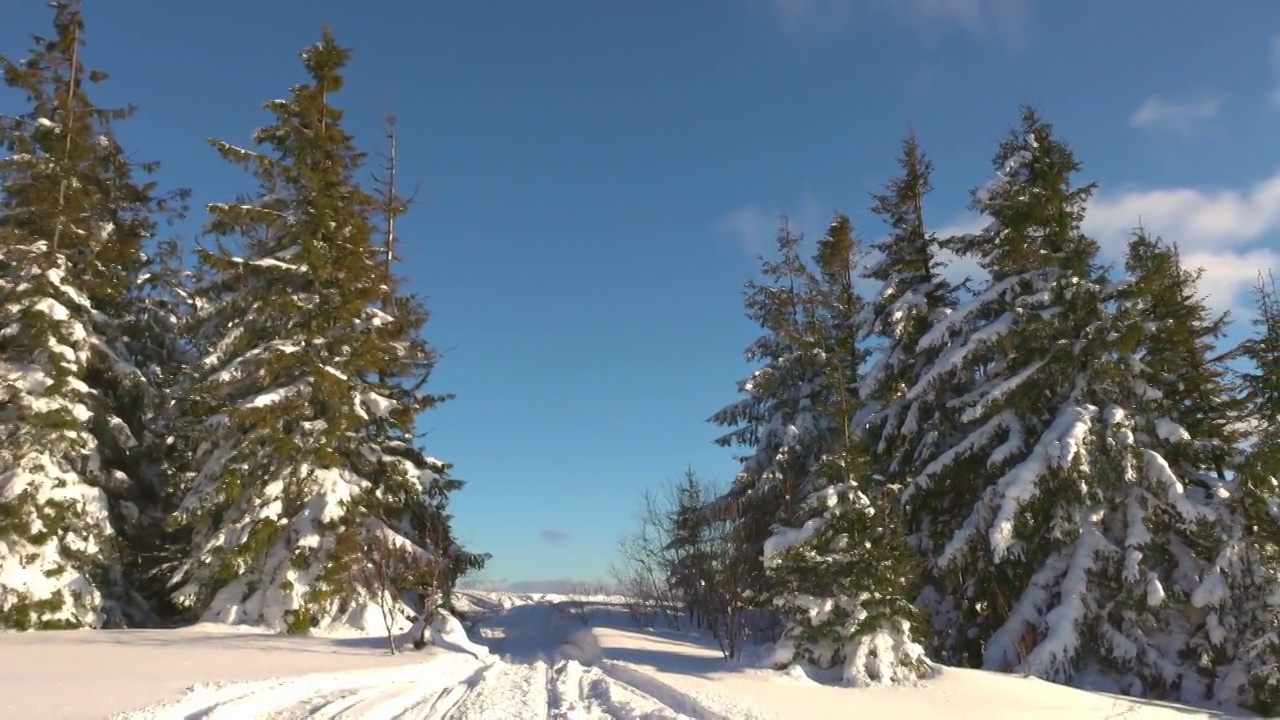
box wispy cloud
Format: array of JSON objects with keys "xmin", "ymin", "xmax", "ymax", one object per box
[
  {"xmin": 938, "ymin": 170, "xmax": 1280, "ymax": 315},
  {"xmin": 767, "ymin": 0, "xmax": 856, "ymax": 37},
  {"xmin": 764, "ymin": 0, "xmax": 1032, "ymax": 49},
  {"xmin": 891, "ymin": 0, "xmax": 1033, "ymax": 50},
  {"xmin": 715, "ymin": 205, "xmax": 778, "ymax": 258},
  {"xmin": 1270, "ymin": 35, "xmax": 1280, "ymax": 110},
  {"xmin": 539, "ymin": 529, "xmax": 571, "ymax": 545},
  {"xmin": 1129, "ymin": 95, "xmax": 1222, "ymax": 132},
  {"xmin": 715, "ymin": 192, "xmax": 829, "ymax": 257}
]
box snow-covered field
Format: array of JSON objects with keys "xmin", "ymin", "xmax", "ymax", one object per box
[{"xmin": 0, "ymin": 591, "xmax": 1250, "ymax": 719}]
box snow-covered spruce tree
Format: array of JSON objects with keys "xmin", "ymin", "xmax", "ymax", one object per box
[
  {"xmin": 356, "ymin": 113, "xmax": 488, "ymax": 622},
  {"xmin": 124, "ymin": 237, "xmax": 199, "ymax": 623},
  {"xmin": 1231, "ymin": 272, "xmax": 1280, "ymax": 713},
  {"xmin": 1085, "ymin": 230, "xmax": 1260, "ymax": 701},
  {"xmin": 171, "ymin": 30, "xmax": 481, "ymax": 633},
  {"xmin": 893, "ymin": 107, "xmax": 1114, "ymax": 670},
  {"xmin": 856, "ymin": 136, "xmax": 964, "ymax": 654},
  {"xmin": 763, "ymin": 215, "xmax": 933, "ymax": 685},
  {"xmin": 901, "ymin": 108, "xmax": 1255, "ymax": 699},
  {"xmin": 1238, "ymin": 272, "xmax": 1280, "ymax": 548},
  {"xmin": 0, "ymin": 0, "xmax": 187, "ymax": 628},
  {"xmin": 709, "ymin": 220, "xmax": 833, "ymax": 617},
  {"xmin": 1119, "ymin": 232, "xmax": 1242, "ymax": 489},
  {"xmin": 895, "ymin": 107, "xmax": 1113, "ymax": 673},
  {"xmin": 860, "ymin": 133, "xmax": 961, "ymax": 479}
]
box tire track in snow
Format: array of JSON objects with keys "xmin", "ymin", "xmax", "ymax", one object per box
[
  {"xmin": 442, "ymin": 660, "xmax": 551, "ymax": 718},
  {"xmin": 380, "ymin": 661, "xmax": 490, "ymax": 720},
  {"xmin": 398, "ymin": 679, "xmax": 473, "ymax": 719},
  {"xmin": 114, "ymin": 654, "xmax": 484, "ymax": 720},
  {"xmin": 546, "ymin": 659, "xmax": 682, "ymax": 719},
  {"xmin": 117, "ymin": 654, "xmax": 771, "ymax": 719},
  {"xmin": 117, "ymin": 593, "xmax": 772, "ymax": 720},
  {"xmin": 597, "ymin": 660, "xmax": 777, "ymax": 720}
]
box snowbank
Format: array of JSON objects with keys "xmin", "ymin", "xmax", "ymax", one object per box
[
  {"xmin": 582, "ymin": 617, "xmax": 1249, "ymax": 719},
  {"xmin": 0, "ymin": 627, "xmax": 445, "ymax": 719}
]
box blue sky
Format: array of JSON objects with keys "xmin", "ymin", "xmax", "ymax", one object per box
[{"xmin": 4, "ymin": 1, "xmax": 1279, "ymax": 590}]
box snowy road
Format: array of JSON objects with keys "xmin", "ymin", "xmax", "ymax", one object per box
[
  {"xmin": 27, "ymin": 591, "xmax": 1229, "ymax": 719},
  {"xmin": 117, "ymin": 656, "xmax": 691, "ymax": 719},
  {"xmin": 115, "ymin": 596, "xmax": 749, "ymax": 719}
]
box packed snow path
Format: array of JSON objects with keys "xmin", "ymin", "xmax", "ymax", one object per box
[
  {"xmin": 116, "ymin": 594, "xmax": 754, "ymax": 719},
  {"xmin": 8, "ymin": 591, "xmax": 1238, "ymax": 718},
  {"xmin": 116, "ymin": 656, "xmax": 689, "ymax": 719}
]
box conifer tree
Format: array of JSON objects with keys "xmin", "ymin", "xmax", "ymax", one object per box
[
  {"xmin": 355, "ymin": 113, "xmax": 488, "ymax": 619},
  {"xmin": 763, "ymin": 216, "xmax": 933, "ymax": 685},
  {"xmin": 125, "ymin": 237, "xmax": 198, "ymax": 621},
  {"xmin": 860, "ymin": 134, "xmax": 960, "ymax": 484},
  {"xmin": 1231, "ymin": 272, "xmax": 1280, "ymax": 712},
  {"xmin": 0, "ymin": 0, "xmax": 186, "ymax": 628},
  {"xmin": 668, "ymin": 467, "xmax": 714, "ymax": 625},
  {"xmin": 899, "ymin": 109, "xmax": 1256, "ymax": 702},
  {"xmin": 897, "ymin": 107, "xmax": 1173, "ymax": 680},
  {"xmin": 172, "ymin": 29, "xmax": 480, "ymax": 632},
  {"xmin": 1086, "ymin": 231, "xmax": 1256, "ymax": 700},
  {"xmin": 895, "ymin": 107, "xmax": 1111, "ymax": 670},
  {"xmin": 856, "ymin": 137, "xmax": 965, "ymax": 650},
  {"xmin": 1238, "ymin": 273, "xmax": 1280, "ymax": 543},
  {"xmin": 709, "ymin": 221, "xmax": 831, "ymax": 610},
  {"xmin": 1120, "ymin": 233, "xmax": 1242, "ymax": 485}
]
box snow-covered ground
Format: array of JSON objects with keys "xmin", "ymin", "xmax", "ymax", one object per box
[{"xmin": 0, "ymin": 591, "xmax": 1250, "ymax": 719}]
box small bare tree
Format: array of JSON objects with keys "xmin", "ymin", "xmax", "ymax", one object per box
[
  {"xmin": 341, "ymin": 519, "xmax": 437, "ymax": 655},
  {"xmin": 704, "ymin": 520, "xmax": 751, "ymax": 660},
  {"xmin": 612, "ymin": 469, "xmax": 756, "ymax": 653},
  {"xmin": 612, "ymin": 487, "xmax": 681, "ymax": 628}
]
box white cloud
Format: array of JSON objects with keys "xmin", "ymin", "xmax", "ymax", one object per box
[
  {"xmin": 726, "ymin": 172, "xmax": 1280, "ymax": 317},
  {"xmin": 936, "ymin": 170, "xmax": 1280, "ymax": 315},
  {"xmin": 1129, "ymin": 95, "xmax": 1222, "ymax": 131},
  {"xmin": 1085, "ymin": 173, "xmax": 1280, "ymax": 251},
  {"xmin": 764, "ymin": 0, "xmax": 1031, "ymax": 48},
  {"xmin": 1183, "ymin": 248, "xmax": 1280, "ymax": 314}
]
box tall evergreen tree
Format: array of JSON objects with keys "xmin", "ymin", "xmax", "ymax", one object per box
[
  {"xmin": 1120, "ymin": 233, "xmax": 1242, "ymax": 486},
  {"xmin": 1085, "ymin": 231, "xmax": 1256, "ymax": 701},
  {"xmin": 171, "ymin": 29, "xmax": 480, "ymax": 632},
  {"xmin": 898, "ymin": 108, "xmax": 1257, "ymax": 703},
  {"xmin": 0, "ymin": 0, "xmax": 186, "ymax": 628},
  {"xmin": 856, "ymin": 136, "xmax": 965, "ymax": 652},
  {"xmin": 709, "ymin": 220, "xmax": 831, "ymax": 610},
  {"xmin": 896, "ymin": 107, "xmax": 1114, "ymax": 670},
  {"xmin": 126, "ymin": 237, "xmax": 198, "ymax": 623},
  {"xmin": 763, "ymin": 216, "xmax": 932, "ymax": 685},
  {"xmin": 1238, "ymin": 273, "xmax": 1280, "ymax": 542},
  {"xmin": 1231, "ymin": 273, "xmax": 1280, "ymax": 713},
  {"xmin": 860, "ymin": 134, "xmax": 960, "ymax": 481},
  {"xmin": 355, "ymin": 113, "xmax": 488, "ymax": 618}
]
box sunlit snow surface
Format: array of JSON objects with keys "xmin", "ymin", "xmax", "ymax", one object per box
[{"xmin": 0, "ymin": 591, "xmax": 1250, "ymax": 719}]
